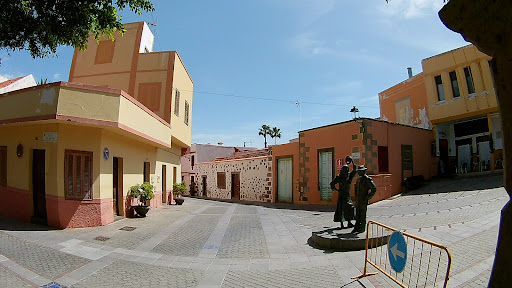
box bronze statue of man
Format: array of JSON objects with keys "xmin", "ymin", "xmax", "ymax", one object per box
[
  {"xmin": 352, "ymin": 165, "xmax": 377, "ymax": 234},
  {"xmin": 330, "ymin": 157, "xmax": 356, "ymax": 229}
]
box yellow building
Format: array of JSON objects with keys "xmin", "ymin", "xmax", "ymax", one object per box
[
  {"xmin": 422, "ymin": 44, "xmax": 502, "ymax": 174},
  {"xmin": 0, "ymin": 22, "xmax": 193, "ymax": 228}
]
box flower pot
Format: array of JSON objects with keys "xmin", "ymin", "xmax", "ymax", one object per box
[
  {"xmin": 133, "ymin": 205, "xmax": 150, "ymax": 217},
  {"xmin": 175, "ymin": 198, "xmax": 184, "ymax": 205}
]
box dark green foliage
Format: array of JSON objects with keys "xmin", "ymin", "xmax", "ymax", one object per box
[
  {"xmin": 0, "ymin": 0, "xmax": 154, "ymax": 58},
  {"xmin": 128, "ymin": 182, "xmax": 155, "ymax": 204}
]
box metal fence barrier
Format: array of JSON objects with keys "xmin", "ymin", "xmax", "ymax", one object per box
[{"xmin": 353, "ymin": 220, "xmax": 452, "ymax": 288}]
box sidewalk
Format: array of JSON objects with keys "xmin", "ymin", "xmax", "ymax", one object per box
[{"xmin": 0, "ymin": 174, "xmax": 506, "ymax": 287}]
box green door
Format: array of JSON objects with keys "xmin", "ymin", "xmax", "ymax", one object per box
[
  {"xmin": 319, "ymin": 151, "xmax": 333, "ymax": 200},
  {"xmin": 277, "ymin": 158, "xmax": 292, "ymax": 202}
]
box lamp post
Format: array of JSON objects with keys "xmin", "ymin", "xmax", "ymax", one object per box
[{"xmin": 350, "ymin": 106, "xmax": 359, "ymax": 119}]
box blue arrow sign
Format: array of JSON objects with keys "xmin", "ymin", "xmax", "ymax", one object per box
[{"xmin": 388, "ymin": 231, "xmax": 407, "ymax": 273}]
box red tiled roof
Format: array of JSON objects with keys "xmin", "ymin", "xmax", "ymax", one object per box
[
  {"xmin": 0, "ymin": 76, "xmax": 24, "ymax": 89},
  {"xmin": 213, "ymin": 148, "xmax": 271, "ymax": 161}
]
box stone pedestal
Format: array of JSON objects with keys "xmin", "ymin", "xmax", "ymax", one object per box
[{"xmin": 311, "ymin": 227, "xmax": 389, "ymax": 251}]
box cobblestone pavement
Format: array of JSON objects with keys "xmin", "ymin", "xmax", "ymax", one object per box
[{"xmin": 0, "ymin": 174, "xmax": 506, "ymax": 287}]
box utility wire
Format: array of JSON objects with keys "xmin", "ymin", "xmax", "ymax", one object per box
[{"xmin": 179, "ymin": 89, "xmax": 378, "ymax": 108}]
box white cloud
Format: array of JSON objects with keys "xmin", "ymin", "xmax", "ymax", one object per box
[
  {"xmin": 287, "ymin": 33, "xmax": 391, "ymax": 66},
  {"xmin": 378, "ymin": 0, "xmax": 444, "ymax": 19},
  {"xmin": 53, "ymin": 73, "xmax": 61, "ymax": 81},
  {"xmin": 1, "ymin": 73, "xmax": 23, "ymax": 79},
  {"xmin": 288, "ymin": 32, "xmax": 330, "ymax": 56}
]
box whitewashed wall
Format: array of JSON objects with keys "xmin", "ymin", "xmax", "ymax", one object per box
[{"xmin": 195, "ymin": 156, "xmax": 273, "ymax": 202}]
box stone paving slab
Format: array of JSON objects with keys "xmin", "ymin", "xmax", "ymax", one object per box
[
  {"xmin": 151, "ymin": 215, "xmax": 222, "ymax": 256},
  {"xmin": 217, "ymin": 214, "xmax": 268, "ymax": 259},
  {"xmin": 0, "ymin": 265, "xmax": 35, "ymax": 287},
  {"xmin": 0, "ymin": 175, "xmax": 506, "ymax": 287},
  {"xmin": 222, "ymin": 266, "xmax": 344, "ymax": 288},
  {"xmin": 71, "ymin": 259, "xmax": 204, "ymax": 288},
  {"xmin": 0, "ymin": 231, "xmax": 89, "ymax": 279}
]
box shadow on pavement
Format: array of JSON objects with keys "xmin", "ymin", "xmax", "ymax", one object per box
[
  {"xmin": 0, "ymin": 216, "xmax": 58, "ymax": 232},
  {"xmin": 403, "ymin": 174, "xmax": 504, "ymax": 196},
  {"xmin": 188, "ymin": 196, "xmax": 336, "ymax": 212}
]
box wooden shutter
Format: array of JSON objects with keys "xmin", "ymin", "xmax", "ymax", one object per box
[{"xmin": 65, "ymin": 150, "xmax": 93, "ymax": 200}]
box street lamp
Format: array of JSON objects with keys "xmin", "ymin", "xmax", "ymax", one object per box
[{"xmin": 350, "ymin": 106, "xmax": 359, "ymax": 119}]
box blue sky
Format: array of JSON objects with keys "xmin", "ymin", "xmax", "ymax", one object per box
[{"xmin": 0, "ymin": 0, "xmax": 468, "ymax": 148}]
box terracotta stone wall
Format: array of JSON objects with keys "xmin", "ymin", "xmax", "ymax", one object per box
[
  {"xmin": 46, "ymin": 195, "xmax": 113, "ymax": 228},
  {"xmin": 0, "ymin": 186, "xmax": 31, "ymax": 222},
  {"xmin": 297, "ymin": 121, "xmax": 363, "ymax": 205},
  {"xmin": 195, "ymin": 156, "xmax": 273, "ymax": 202}
]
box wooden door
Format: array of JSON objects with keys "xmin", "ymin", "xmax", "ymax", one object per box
[
  {"xmin": 0, "ymin": 146, "xmax": 6, "ymax": 187},
  {"xmin": 113, "ymin": 157, "xmax": 123, "ymax": 216},
  {"xmin": 32, "ymin": 149, "xmax": 47, "ymax": 221},
  {"xmin": 277, "ymin": 158, "xmax": 292, "ymax": 202},
  {"xmin": 319, "ymin": 151, "xmax": 333, "ymax": 200},
  {"xmin": 113, "ymin": 157, "xmax": 119, "ymax": 215},
  {"xmin": 143, "ymin": 162, "xmax": 150, "ymax": 183},
  {"xmin": 231, "ymin": 173, "xmax": 240, "ymax": 199},
  {"xmin": 202, "ymin": 176, "xmax": 207, "ymax": 196},
  {"xmin": 162, "ymin": 165, "xmax": 167, "ymax": 204}
]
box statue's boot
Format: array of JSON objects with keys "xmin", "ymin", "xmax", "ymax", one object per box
[
  {"xmin": 340, "ymin": 223, "xmax": 345, "ymax": 229},
  {"xmin": 347, "ymin": 221, "xmax": 354, "ymax": 228}
]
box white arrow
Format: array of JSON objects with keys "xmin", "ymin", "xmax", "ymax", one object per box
[{"xmin": 390, "ymin": 243, "xmax": 405, "ymax": 261}]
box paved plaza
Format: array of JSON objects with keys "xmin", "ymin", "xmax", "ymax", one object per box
[{"xmin": 0, "ymin": 174, "xmax": 506, "ymax": 287}]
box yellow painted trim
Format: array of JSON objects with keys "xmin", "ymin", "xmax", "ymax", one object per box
[{"xmin": 431, "ymin": 107, "xmax": 499, "ymax": 124}]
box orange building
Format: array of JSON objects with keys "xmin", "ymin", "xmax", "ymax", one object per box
[
  {"xmin": 273, "ymin": 118, "xmax": 433, "ymax": 205},
  {"xmin": 379, "ymin": 70, "xmax": 430, "ymax": 129},
  {"xmin": 380, "ymin": 44, "xmax": 502, "ymax": 175}
]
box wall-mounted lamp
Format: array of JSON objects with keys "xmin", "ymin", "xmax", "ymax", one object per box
[{"xmin": 16, "ymin": 144, "xmax": 23, "ymax": 157}]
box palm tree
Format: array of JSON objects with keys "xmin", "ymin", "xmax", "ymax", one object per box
[
  {"xmin": 258, "ymin": 124, "xmax": 271, "ymax": 148},
  {"xmin": 270, "ymin": 127, "xmax": 282, "ymax": 145}
]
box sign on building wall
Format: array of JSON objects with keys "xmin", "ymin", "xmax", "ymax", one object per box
[
  {"xmin": 351, "ymin": 152, "xmax": 361, "ymax": 159},
  {"xmin": 336, "ymin": 158, "xmax": 344, "ymax": 170},
  {"xmin": 43, "ymin": 132, "xmax": 58, "ymax": 143}
]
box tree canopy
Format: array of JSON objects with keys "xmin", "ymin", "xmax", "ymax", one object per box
[
  {"xmin": 258, "ymin": 125, "xmax": 271, "ymax": 148},
  {"xmin": 269, "ymin": 127, "xmax": 282, "ymax": 145},
  {"xmin": 1, "ymin": 0, "xmax": 154, "ymax": 58}
]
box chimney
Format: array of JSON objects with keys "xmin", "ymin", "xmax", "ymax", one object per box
[{"xmin": 407, "ymin": 67, "xmax": 413, "ymax": 79}]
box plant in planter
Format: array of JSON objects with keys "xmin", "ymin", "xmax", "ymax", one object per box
[
  {"xmin": 172, "ymin": 182, "xmax": 187, "ymax": 205},
  {"xmin": 128, "ymin": 182, "xmax": 155, "ymax": 217}
]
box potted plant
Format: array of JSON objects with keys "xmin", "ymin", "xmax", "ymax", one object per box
[
  {"xmin": 128, "ymin": 182, "xmax": 155, "ymax": 217},
  {"xmin": 172, "ymin": 182, "xmax": 187, "ymax": 205}
]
